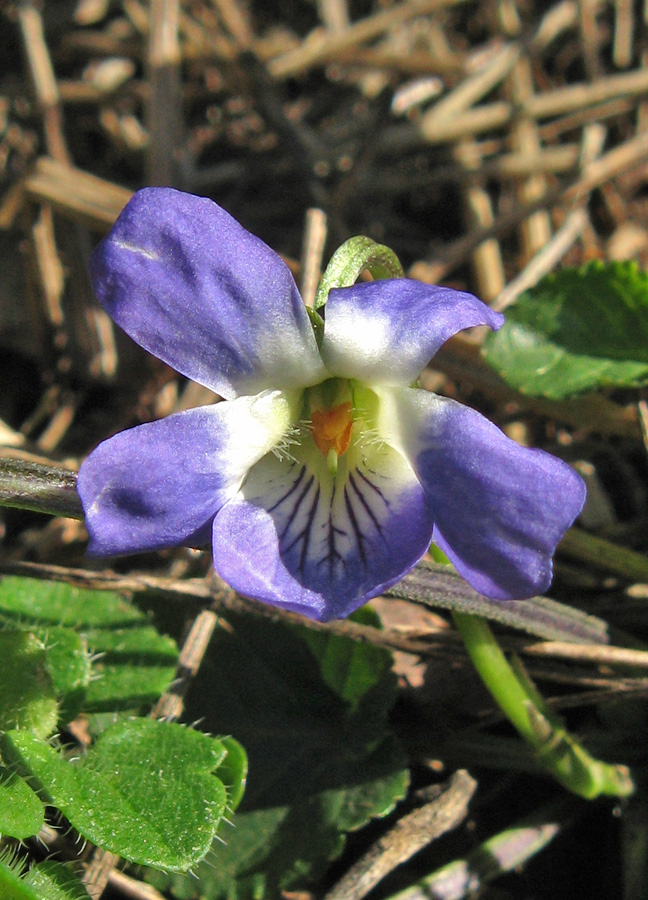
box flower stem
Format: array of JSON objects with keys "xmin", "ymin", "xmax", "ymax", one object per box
[
  {"xmin": 453, "ymin": 611, "xmax": 634, "ymax": 799},
  {"xmin": 453, "ymin": 612, "xmax": 535, "ymax": 737}
]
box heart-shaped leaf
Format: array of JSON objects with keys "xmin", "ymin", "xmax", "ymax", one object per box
[
  {"xmin": 2, "ymin": 719, "xmax": 243, "ymax": 871},
  {"xmin": 482, "ymin": 261, "xmax": 648, "ymax": 398}
]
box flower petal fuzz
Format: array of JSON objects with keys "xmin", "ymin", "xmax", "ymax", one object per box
[
  {"xmin": 376, "ymin": 386, "xmax": 586, "ymax": 599},
  {"xmin": 78, "ymin": 391, "xmax": 297, "ymax": 556},
  {"xmin": 321, "ymin": 279, "xmax": 504, "ymax": 385},
  {"xmin": 212, "ymin": 442, "xmax": 435, "ymax": 621},
  {"xmin": 90, "ymin": 188, "xmax": 326, "ymax": 399}
]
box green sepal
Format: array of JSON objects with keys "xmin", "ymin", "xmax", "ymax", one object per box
[
  {"xmin": 306, "ymin": 306, "xmax": 324, "ymax": 347},
  {"xmin": 314, "ymin": 236, "xmax": 404, "ymax": 310}
]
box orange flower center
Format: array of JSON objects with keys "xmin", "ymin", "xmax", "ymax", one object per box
[{"xmin": 311, "ymin": 401, "xmax": 353, "ymax": 458}]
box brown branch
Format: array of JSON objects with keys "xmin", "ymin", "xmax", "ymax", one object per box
[{"xmin": 324, "ymin": 770, "xmax": 477, "ymax": 900}]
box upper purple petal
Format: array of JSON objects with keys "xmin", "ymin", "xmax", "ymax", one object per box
[
  {"xmin": 377, "ymin": 386, "xmax": 586, "ymax": 599},
  {"xmin": 77, "ymin": 391, "xmax": 296, "ymax": 556},
  {"xmin": 90, "ymin": 188, "xmax": 326, "ymax": 399},
  {"xmin": 211, "ymin": 441, "xmax": 435, "ymax": 621},
  {"xmin": 320, "ymin": 279, "xmax": 504, "ymax": 385}
]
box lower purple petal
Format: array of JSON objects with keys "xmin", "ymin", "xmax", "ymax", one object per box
[
  {"xmin": 212, "ymin": 443, "xmax": 435, "ymax": 621},
  {"xmin": 78, "ymin": 391, "xmax": 294, "ymax": 556},
  {"xmin": 377, "ymin": 387, "xmax": 586, "ymax": 599}
]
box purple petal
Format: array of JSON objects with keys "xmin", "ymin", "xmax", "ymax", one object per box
[
  {"xmin": 78, "ymin": 391, "xmax": 296, "ymax": 556},
  {"xmin": 90, "ymin": 188, "xmax": 326, "ymax": 399},
  {"xmin": 377, "ymin": 387, "xmax": 586, "ymax": 599},
  {"xmin": 320, "ymin": 279, "xmax": 504, "ymax": 385},
  {"xmin": 212, "ymin": 443, "xmax": 435, "ymax": 621}
]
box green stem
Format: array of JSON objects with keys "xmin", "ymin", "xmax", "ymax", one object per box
[
  {"xmin": 559, "ymin": 528, "xmax": 648, "ymax": 583},
  {"xmin": 453, "ymin": 611, "xmax": 634, "ymax": 800},
  {"xmin": 453, "ymin": 612, "xmax": 537, "ymax": 740}
]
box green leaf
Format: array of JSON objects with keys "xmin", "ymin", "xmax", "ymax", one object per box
[
  {"xmin": 41, "ymin": 627, "xmax": 90, "ymax": 723},
  {"xmin": 2, "ymin": 719, "xmax": 241, "ymax": 871},
  {"xmin": 0, "ymin": 578, "xmax": 145, "ymax": 628},
  {"xmin": 24, "ymin": 861, "xmax": 91, "ymax": 900},
  {"xmin": 0, "ymin": 850, "xmax": 38, "ymax": 900},
  {"xmin": 150, "ymin": 612, "xmax": 408, "ymax": 899},
  {"xmin": 482, "ymin": 261, "xmax": 648, "ymax": 398},
  {"xmin": 0, "ymin": 578, "xmax": 178, "ymax": 720},
  {"xmin": 390, "ymin": 560, "xmax": 611, "ymax": 644},
  {"xmin": 0, "ymin": 852, "xmax": 90, "ymax": 900},
  {"xmin": 0, "ymin": 619, "xmax": 90, "ymax": 734},
  {"xmin": 0, "ymin": 766, "xmax": 44, "ymax": 838},
  {"xmin": 0, "ymin": 632, "xmax": 57, "ymax": 738},
  {"xmin": 300, "ymin": 607, "xmax": 392, "ymax": 712},
  {"xmin": 216, "ymin": 736, "xmax": 248, "ymax": 812},
  {"xmin": 83, "ymin": 626, "xmax": 178, "ymax": 712}
]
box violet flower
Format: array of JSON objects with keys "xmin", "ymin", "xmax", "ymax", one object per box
[{"xmin": 77, "ymin": 188, "xmax": 586, "ymax": 621}]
